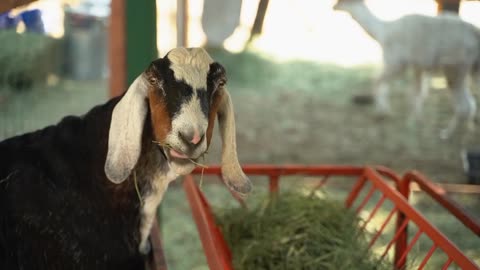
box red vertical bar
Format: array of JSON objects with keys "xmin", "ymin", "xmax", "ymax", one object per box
[
  {"xmin": 269, "ymin": 175, "xmax": 280, "ymax": 194},
  {"xmin": 149, "ymin": 219, "xmax": 168, "ymax": 270},
  {"xmin": 311, "ymin": 174, "xmax": 330, "ymax": 191},
  {"xmin": 345, "ymin": 175, "xmax": 367, "ymax": 208},
  {"xmin": 355, "ymin": 185, "xmax": 376, "ymax": 214},
  {"xmin": 109, "ymin": 0, "xmax": 127, "ymax": 97},
  {"xmin": 360, "ymin": 194, "xmax": 387, "ymax": 230},
  {"xmin": 441, "ymin": 258, "xmax": 453, "ymax": 270},
  {"xmin": 394, "ymin": 179, "xmax": 410, "ymax": 269},
  {"xmin": 395, "ymin": 230, "xmax": 423, "ymax": 268},
  {"xmin": 418, "ymin": 245, "xmax": 437, "ymax": 270},
  {"xmin": 369, "ymin": 206, "xmax": 397, "ymax": 248},
  {"xmin": 380, "ymin": 218, "xmax": 409, "ymax": 261},
  {"xmin": 183, "ymin": 175, "xmax": 233, "ymax": 270}
]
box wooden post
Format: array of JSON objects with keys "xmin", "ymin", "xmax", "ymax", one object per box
[
  {"xmin": 0, "ymin": 0, "xmax": 38, "ymax": 13},
  {"xmin": 436, "ymin": 0, "xmax": 461, "ymax": 13},
  {"xmin": 249, "ymin": 0, "xmax": 270, "ymax": 42},
  {"xmin": 177, "ymin": 0, "xmax": 189, "ymax": 47},
  {"xmin": 109, "ymin": 0, "xmax": 126, "ymax": 97},
  {"xmin": 109, "ymin": 0, "xmax": 157, "ymax": 97}
]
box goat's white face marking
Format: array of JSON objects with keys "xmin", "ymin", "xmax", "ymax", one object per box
[
  {"xmin": 146, "ymin": 48, "xmax": 226, "ymax": 168},
  {"xmin": 168, "ymin": 47, "xmax": 213, "ymax": 90},
  {"xmin": 165, "ymin": 48, "xmax": 213, "ymax": 162},
  {"xmin": 166, "ymin": 94, "xmax": 209, "ymax": 160}
]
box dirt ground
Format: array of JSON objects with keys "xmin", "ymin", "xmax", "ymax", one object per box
[{"xmin": 229, "ymin": 90, "xmax": 476, "ymax": 183}]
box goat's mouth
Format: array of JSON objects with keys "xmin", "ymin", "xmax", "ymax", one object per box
[
  {"xmin": 156, "ymin": 144, "xmax": 199, "ymax": 162},
  {"xmin": 154, "ymin": 141, "xmax": 207, "ymax": 168},
  {"xmin": 156, "ymin": 145, "xmax": 187, "ymax": 160},
  {"xmin": 168, "ymin": 148, "xmax": 189, "ymax": 159}
]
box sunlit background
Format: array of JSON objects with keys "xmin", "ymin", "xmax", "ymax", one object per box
[
  {"xmin": 160, "ymin": 0, "xmax": 480, "ymax": 65},
  {"xmin": 17, "ymin": 0, "xmax": 480, "ymax": 64}
]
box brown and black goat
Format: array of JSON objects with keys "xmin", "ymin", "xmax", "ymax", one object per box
[{"xmin": 0, "ymin": 47, "xmax": 251, "ymax": 270}]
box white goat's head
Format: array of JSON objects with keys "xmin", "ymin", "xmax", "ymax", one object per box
[
  {"xmin": 104, "ymin": 47, "xmax": 252, "ymax": 195},
  {"xmin": 333, "ymin": 0, "xmax": 363, "ymax": 11}
]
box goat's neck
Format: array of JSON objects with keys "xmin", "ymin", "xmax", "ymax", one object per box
[
  {"xmin": 134, "ymin": 139, "xmax": 172, "ymax": 254},
  {"xmin": 135, "ymin": 126, "xmax": 196, "ymax": 254},
  {"xmin": 345, "ymin": 2, "xmax": 385, "ymax": 43},
  {"xmin": 134, "ymin": 146, "xmax": 168, "ymax": 253}
]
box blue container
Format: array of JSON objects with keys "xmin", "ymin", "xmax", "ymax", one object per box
[
  {"xmin": 20, "ymin": 9, "xmax": 45, "ymax": 33},
  {"xmin": 0, "ymin": 12, "xmax": 19, "ymax": 30}
]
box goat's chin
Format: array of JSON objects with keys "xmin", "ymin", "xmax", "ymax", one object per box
[{"xmin": 168, "ymin": 160, "xmax": 196, "ymax": 175}]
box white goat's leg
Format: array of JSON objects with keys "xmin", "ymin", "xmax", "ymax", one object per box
[
  {"xmin": 375, "ymin": 83, "xmax": 391, "ymax": 115},
  {"xmin": 441, "ymin": 87, "xmax": 476, "ymax": 140},
  {"xmin": 373, "ymin": 64, "xmax": 405, "ymax": 117},
  {"xmin": 441, "ymin": 68, "xmax": 476, "ymax": 139},
  {"xmin": 407, "ymin": 70, "xmax": 430, "ymax": 127}
]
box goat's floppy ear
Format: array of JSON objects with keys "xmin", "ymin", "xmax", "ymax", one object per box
[
  {"xmin": 217, "ymin": 90, "xmax": 252, "ymax": 195},
  {"xmin": 105, "ymin": 75, "xmax": 149, "ymax": 184}
]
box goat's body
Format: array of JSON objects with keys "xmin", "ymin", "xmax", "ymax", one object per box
[
  {"xmin": 0, "ymin": 97, "xmax": 149, "ymax": 270},
  {"xmin": 0, "ymin": 47, "xmax": 252, "ymax": 269},
  {"xmin": 338, "ymin": 1, "xmax": 480, "ymax": 137},
  {"xmin": 381, "ymin": 14, "xmax": 479, "ymax": 70}
]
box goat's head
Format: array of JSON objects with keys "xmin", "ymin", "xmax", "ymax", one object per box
[
  {"xmin": 333, "ymin": 0, "xmax": 363, "ymax": 11},
  {"xmin": 104, "ymin": 47, "xmax": 252, "ymax": 195}
]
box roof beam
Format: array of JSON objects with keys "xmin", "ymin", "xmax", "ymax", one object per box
[{"xmin": 0, "ymin": 0, "xmax": 38, "ymax": 13}]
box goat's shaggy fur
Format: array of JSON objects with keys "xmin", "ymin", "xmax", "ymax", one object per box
[
  {"xmin": 334, "ymin": 0, "xmax": 480, "ymax": 138},
  {"xmin": 0, "ymin": 98, "xmax": 145, "ymax": 269},
  {"xmin": 0, "ymin": 47, "xmax": 251, "ymax": 270}
]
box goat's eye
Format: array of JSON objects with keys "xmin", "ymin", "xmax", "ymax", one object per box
[
  {"xmin": 217, "ymin": 79, "xmax": 226, "ymax": 88},
  {"xmin": 149, "ymin": 77, "xmax": 157, "ymax": 85}
]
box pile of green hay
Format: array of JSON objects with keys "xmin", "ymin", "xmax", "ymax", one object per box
[
  {"xmin": 215, "ymin": 192, "xmax": 390, "ymax": 270},
  {"xmin": 0, "ymin": 30, "xmax": 58, "ymax": 90}
]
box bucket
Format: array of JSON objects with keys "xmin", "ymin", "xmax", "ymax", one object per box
[{"xmin": 20, "ymin": 9, "xmax": 45, "ymax": 33}]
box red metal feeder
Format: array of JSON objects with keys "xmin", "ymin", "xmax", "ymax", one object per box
[{"xmin": 177, "ymin": 165, "xmax": 480, "ymax": 270}]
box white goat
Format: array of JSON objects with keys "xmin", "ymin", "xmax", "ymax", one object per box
[{"xmin": 334, "ymin": 0, "xmax": 480, "ymax": 138}]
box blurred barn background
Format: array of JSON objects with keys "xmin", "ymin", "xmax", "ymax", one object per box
[{"xmin": 1, "ymin": 0, "xmax": 480, "ymax": 269}]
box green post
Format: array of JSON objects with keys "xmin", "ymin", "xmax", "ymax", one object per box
[{"xmin": 125, "ymin": 0, "xmax": 158, "ymax": 86}]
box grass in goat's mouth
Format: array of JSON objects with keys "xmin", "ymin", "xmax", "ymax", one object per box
[
  {"xmin": 152, "ymin": 140, "xmax": 209, "ymax": 168},
  {"xmin": 152, "ymin": 140, "xmax": 209, "ymax": 189}
]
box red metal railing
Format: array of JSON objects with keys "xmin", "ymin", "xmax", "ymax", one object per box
[
  {"xmin": 184, "ymin": 165, "xmax": 480, "ymax": 270},
  {"xmin": 147, "ymin": 218, "xmax": 168, "ymax": 270},
  {"xmin": 401, "ymin": 171, "xmax": 480, "ymax": 237}
]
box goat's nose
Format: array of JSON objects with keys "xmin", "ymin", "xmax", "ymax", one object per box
[{"xmin": 179, "ymin": 129, "xmax": 204, "ymax": 145}]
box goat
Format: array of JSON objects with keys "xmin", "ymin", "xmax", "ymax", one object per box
[
  {"xmin": 0, "ymin": 47, "xmax": 252, "ymax": 270},
  {"xmin": 333, "ymin": 0, "xmax": 480, "ymax": 138}
]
